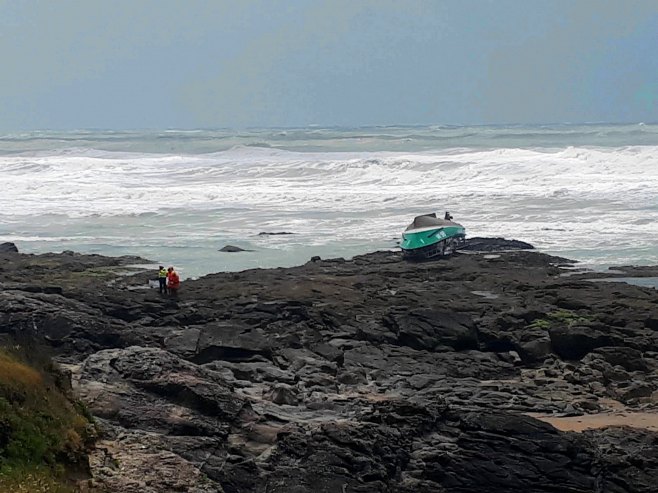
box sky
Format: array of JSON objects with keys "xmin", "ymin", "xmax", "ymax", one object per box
[{"xmin": 1, "ymin": 0, "xmax": 657, "ymax": 130}]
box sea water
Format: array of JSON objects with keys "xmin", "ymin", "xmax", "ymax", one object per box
[{"xmin": 2, "ymin": 124, "xmax": 658, "ymax": 279}]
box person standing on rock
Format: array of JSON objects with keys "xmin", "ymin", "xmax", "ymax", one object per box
[
  {"xmin": 158, "ymin": 265, "xmax": 168, "ymax": 294},
  {"xmin": 167, "ymin": 266, "xmax": 180, "ymax": 296}
]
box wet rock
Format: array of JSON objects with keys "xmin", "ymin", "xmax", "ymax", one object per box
[
  {"xmin": 266, "ymin": 383, "xmax": 299, "ymax": 405},
  {"xmin": 214, "ymin": 360, "xmax": 296, "ymax": 384},
  {"xmin": 0, "ymin": 241, "xmax": 18, "ymax": 253},
  {"xmin": 336, "ymin": 368, "xmax": 368, "ymax": 385},
  {"xmin": 585, "ymin": 427, "xmax": 658, "ymax": 492},
  {"xmin": 219, "ymin": 245, "xmax": 253, "ymax": 252},
  {"xmin": 385, "ymin": 309, "xmax": 479, "ymax": 351},
  {"xmin": 461, "ymin": 237, "xmax": 534, "ymax": 252},
  {"xmin": 310, "ymin": 341, "xmax": 344, "ymax": 364},
  {"xmin": 591, "ymin": 346, "xmax": 648, "ymax": 372},
  {"xmin": 549, "ymin": 325, "xmax": 618, "ymax": 360},
  {"xmin": 2, "ymin": 246, "xmax": 658, "ymax": 491},
  {"xmin": 612, "ymin": 381, "xmax": 656, "ymax": 403},
  {"xmin": 517, "ymin": 337, "xmax": 552, "ymax": 365},
  {"xmin": 89, "ymin": 433, "xmax": 220, "ymax": 493},
  {"xmin": 164, "ymin": 327, "xmax": 201, "ymax": 359},
  {"xmin": 82, "ymin": 347, "xmax": 246, "ymax": 419},
  {"xmin": 192, "ymin": 323, "xmax": 272, "ymax": 363}
]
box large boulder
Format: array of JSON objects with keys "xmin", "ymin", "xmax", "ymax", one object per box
[
  {"xmin": 0, "ymin": 242, "xmax": 18, "ymax": 253},
  {"xmin": 403, "ymin": 411, "xmax": 597, "ymax": 492},
  {"xmin": 549, "ymin": 325, "xmax": 618, "ymax": 360},
  {"xmin": 591, "ymin": 346, "xmax": 648, "ymax": 372},
  {"xmin": 77, "ymin": 346, "xmax": 246, "ymax": 424},
  {"xmin": 192, "ymin": 323, "xmax": 272, "ymax": 363},
  {"xmin": 461, "ymin": 237, "xmax": 534, "ymax": 252},
  {"xmin": 219, "ymin": 245, "xmax": 253, "ymax": 253}
]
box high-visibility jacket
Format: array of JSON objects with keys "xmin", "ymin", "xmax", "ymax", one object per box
[
  {"xmin": 167, "ymin": 271, "xmax": 180, "ymax": 289},
  {"xmin": 158, "ymin": 268, "xmax": 167, "ymax": 278}
]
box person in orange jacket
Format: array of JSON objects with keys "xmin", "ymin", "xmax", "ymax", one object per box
[{"xmin": 166, "ymin": 267, "xmax": 180, "ymax": 295}]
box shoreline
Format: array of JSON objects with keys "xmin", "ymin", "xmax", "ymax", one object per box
[{"xmin": 6, "ymin": 234, "xmax": 658, "ymax": 281}]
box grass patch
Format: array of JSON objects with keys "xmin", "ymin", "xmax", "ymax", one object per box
[
  {"xmin": 0, "ymin": 464, "xmax": 76, "ymax": 493},
  {"xmin": 0, "ymin": 346, "xmax": 95, "ymax": 492},
  {"xmin": 526, "ymin": 318, "xmax": 552, "ymax": 330},
  {"xmin": 526, "ymin": 309, "xmax": 594, "ymax": 330}
]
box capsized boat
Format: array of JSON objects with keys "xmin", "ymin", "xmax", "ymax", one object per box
[{"xmin": 400, "ymin": 213, "xmax": 466, "ymax": 259}]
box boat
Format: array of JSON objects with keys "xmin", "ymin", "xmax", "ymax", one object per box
[{"xmin": 400, "ymin": 213, "xmax": 466, "ymax": 259}]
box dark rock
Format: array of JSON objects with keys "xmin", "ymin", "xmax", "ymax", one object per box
[
  {"xmin": 266, "ymin": 383, "xmax": 299, "ymax": 405},
  {"xmin": 324, "ymin": 257, "xmax": 346, "ymax": 263},
  {"xmin": 585, "ymin": 427, "xmax": 658, "ymax": 492},
  {"xmin": 549, "ymin": 325, "xmax": 618, "ymax": 360},
  {"xmin": 258, "ymin": 232, "xmax": 295, "ymax": 235},
  {"xmin": 43, "ymin": 286, "xmax": 63, "ymax": 295},
  {"xmin": 517, "ymin": 337, "xmax": 552, "ymax": 365},
  {"xmin": 461, "ymin": 237, "xmax": 534, "ymax": 252},
  {"xmin": 591, "ymin": 346, "xmax": 648, "ymax": 372},
  {"xmin": 310, "ymin": 342, "xmax": 344, "ymax": 364},
  {"xmin": 192, "ymin": 323, "xmax": 271, "ymax": 364},
  {"xmin": 206, "ymin": 361, "xmax": 296, "ymax": 384},
  {"xmin": 310, "ymin": 256, "xmax": 321, "ymax": 262},
  {"xmin": 0, "ymin": 242, "xmax": 18, "ymax": 253},
  {"xmin": 77, "ymin": 346, "xmax": 245, "ymax": 432},
  {"xmin": 613, "ymin": 381, "xmax": 655, "ymax": 403},
  {"xmin": 164, "ymin": 327, "xmax": 201, "ymax": 359},
  {"xmin": 2, "ymin": 246, "xmax": 658, "ymax": 491},
  {"xmin": 421, "ymin": 411, "xmax": 598, "ymax": 492},
  {"xmin": 337, "ymin": 369, "xmax": 367, "ymax": 385},
  {"xmin": 555, "ymin": 296, "xmax": 590, "ymax": 310},
  {"xmin": 384, "ymin": 309, "xmax": 479, "ymax": 351},
  {"xmin": 219, "ymin": 245, "xmax": 253, "ymax": 252}
]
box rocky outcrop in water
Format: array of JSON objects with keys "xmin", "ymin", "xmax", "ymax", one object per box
[
  {"xmin": 219, "ymin": 245, "xmax": 254, "ymax": 252},
  {"xmin": 0, "ymin": 241, "xmax": 18, "ymax": 253},
  {"xmin": 1, "ymin": 240, "xmax": 657, "ymax": 492},
  {"xmin": 460, "ymin": 237, "xmax": 534, "ymax": 251}
]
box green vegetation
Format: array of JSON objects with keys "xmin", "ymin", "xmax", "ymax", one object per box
[
  {"xmin": 526, "ymin": 309, "xmax": 593, "ymax": 330},
  {"xmin": 526, "ymin": 318, "xmax": 552, "ymax": 330},
  {"xmin": 0, "ymin": 346, "xmax": 95, "ymax": 492},
  {"xmin": 0, "ymin": 464, "xmax": 76, "ymax": 493}
]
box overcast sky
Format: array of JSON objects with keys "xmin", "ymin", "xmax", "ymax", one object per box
[{"xmin": 1, "ymin": 0, "xmax": 657, "ymax": 130}]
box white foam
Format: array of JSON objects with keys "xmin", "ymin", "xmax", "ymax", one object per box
[{"xmin": 2, "ymin": 145, "xmax": 658, "ymax": 265}]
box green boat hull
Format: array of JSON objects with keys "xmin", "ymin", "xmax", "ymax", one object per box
[
  {"xmin": 401, "ymin": 225, "xmax": 465, "ymax": 251},
  {"xmin": 401, "ymin": 220, "xmax": 466, "ymax": 259}
]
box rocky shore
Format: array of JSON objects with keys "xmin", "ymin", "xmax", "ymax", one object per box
[{"xmin": 1, "ymin": 241, "xmax": 657, "ymax": 492}]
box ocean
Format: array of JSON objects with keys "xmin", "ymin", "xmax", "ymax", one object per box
[{"xmin": 2, "ymin": 124, "xmax": 658, "ymax": 279}]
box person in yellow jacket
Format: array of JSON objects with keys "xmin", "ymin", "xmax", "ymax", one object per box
[{"xmin": 158, "ymin": 265, "xmax": 168, "ymax": 294}]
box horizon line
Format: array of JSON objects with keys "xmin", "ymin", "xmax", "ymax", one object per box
[{"xmin": 1, "ymin": 120, "xmax": 656, "ymax": 134}]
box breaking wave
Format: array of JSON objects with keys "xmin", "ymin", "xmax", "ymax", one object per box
[{"xmin": 2, "ymin": 145, "xmax": 657, "ymax": 217}]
